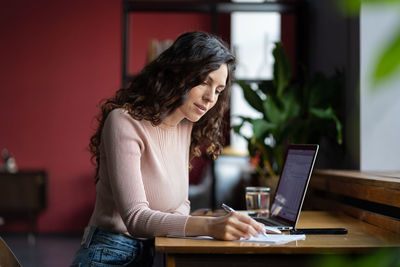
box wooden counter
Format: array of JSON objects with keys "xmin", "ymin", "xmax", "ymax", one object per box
[
  {"xmin": 307, "ymin": 170, "xmax": 400, "ymax": 233},
  {"xmin": 156, "ymin": 211, "xmax": 400, "ymax": 267}
]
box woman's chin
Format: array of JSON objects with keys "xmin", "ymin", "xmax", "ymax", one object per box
[{"xmin": 186, "ymin": 115, "xmax": 203, "ymax": 123}]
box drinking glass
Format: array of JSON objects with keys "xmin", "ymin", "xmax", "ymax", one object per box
[{"xmin": 245, "ymin": 186, "xmax": 270, "ymax": 217}]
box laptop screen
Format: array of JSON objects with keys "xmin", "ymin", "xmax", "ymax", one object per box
[{"xmin": 270, "ymin": 145, "xmax": 318, "ymax": 225}]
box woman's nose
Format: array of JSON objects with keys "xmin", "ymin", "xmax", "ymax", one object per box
[{"xmin": 203, "ymin": 88, "xmax": 216, "ymax": 102}]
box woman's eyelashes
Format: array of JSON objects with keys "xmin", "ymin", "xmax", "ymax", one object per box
[
  {"xmin": 216, "ymin": 88, "xmax": 224, "ymax": 95},
  {"xmin": 201, "ymin": 81, "xmax": 224, "ymax": 95}
]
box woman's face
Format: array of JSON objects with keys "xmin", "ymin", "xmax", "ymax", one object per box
[
  {"xmin": 179, "ymin": 63, "xmax": 228, "ymax": 122},
  {"xmin": 164, "ymin": 63, "xmax": 228, "ymax": 126}
]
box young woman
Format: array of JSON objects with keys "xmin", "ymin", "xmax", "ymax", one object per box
[{"xmin": 71, "ymin": 31, "xmax": 265, "ymax": 267}]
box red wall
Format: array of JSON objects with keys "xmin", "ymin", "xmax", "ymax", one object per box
[
  {"xmin": 0, "ymin": 0, "xmax": 216, "ymax": 233},
  {"xmin": 0, "ymin": 0, "xmax": 121, "ymax": 233}
]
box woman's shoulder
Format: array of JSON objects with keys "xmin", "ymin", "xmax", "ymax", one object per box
[
  {"xmin": 107, "ymin": 108, "xmax": 193, "ymax": 133},
  {"xmin": 106, "ymin": 108, "xmax": 148, "ymax": 131},
  {"xmin": 102, "ymin": 108, "xmax": 147, "ymax": 153},
  {"xmin": 108, "ymin": 108, "xmax": 129, "ymax": 120}
]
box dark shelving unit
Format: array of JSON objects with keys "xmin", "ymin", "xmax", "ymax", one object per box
[{"xmin": 122, "ymin": 1, "xmax": 307, "ymax": 86}]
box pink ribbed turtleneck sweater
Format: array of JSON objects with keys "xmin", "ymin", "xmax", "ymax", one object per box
[{"xmin": 88, "ymin": 108, "xmax": 193, "ymax": 238}]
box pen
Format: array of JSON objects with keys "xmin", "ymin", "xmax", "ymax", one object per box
[
  {"xmin": 221, "ymin": 203, "xmax": 282, "ymax": 234},
  {"xmin": 221, "ymin": 203, "xmax": 235, "ymax": 213},
  {"xmin": 221, "ymin": 203, "xmax": 281, "ymax": 235},
  {"xmin": 264, "ymin": 225, "xmax": 282, "ymax": 234}
]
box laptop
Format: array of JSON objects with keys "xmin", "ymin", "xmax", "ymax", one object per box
[{"xmin": 253, "ymin": 144, "xmax": 319, "ymax": 230}]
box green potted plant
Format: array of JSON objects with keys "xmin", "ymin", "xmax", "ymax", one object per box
[{"xmin": 232, "ymin": 42, "xmax": 343, "ymax": 183}]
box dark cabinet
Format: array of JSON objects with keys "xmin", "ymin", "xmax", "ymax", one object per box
[{"xmin": 0, "ymin": 171, "xmax": 47, "ymax": 234}]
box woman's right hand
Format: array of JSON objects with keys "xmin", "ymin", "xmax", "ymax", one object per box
[
  {"xmin": 185, "ymin": 212, "xmax": 265, "ymax": 241},
  {"xmin": 207, "ymin": 212, "xmax": 265, "ymax": 240}
]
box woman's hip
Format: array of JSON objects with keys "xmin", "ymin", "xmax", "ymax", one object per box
[{"xmin": 70, "ymin": 226, "xmax": 154, "ymax": 267}]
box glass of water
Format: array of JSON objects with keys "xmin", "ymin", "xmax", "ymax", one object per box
[{"xmin": 245, "ymin": 186, "xmax": 270, "ymax": 217}]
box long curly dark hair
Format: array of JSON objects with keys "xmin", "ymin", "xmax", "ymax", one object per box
[{"xmin": 89, "ymin": 31, "xmax": 236, "ymax": 179}]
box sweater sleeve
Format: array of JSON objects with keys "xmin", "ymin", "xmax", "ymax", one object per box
[
  {"xmin": 174, "ymin": 199, "xmax": 191, "ymax": 215},
  {"xmin": 102, "ymin": 110, "xmax": 189, "ymax": 238}
]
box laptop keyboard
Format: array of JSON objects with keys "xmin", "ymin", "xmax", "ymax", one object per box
[{"xmin": 254, "ymin": 217, "xmax": 284, "ymax": 227}]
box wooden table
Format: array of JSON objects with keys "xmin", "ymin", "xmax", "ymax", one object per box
[{"xmin": 155, "ymin": 211, "xmax": 400, "ymax": 267}]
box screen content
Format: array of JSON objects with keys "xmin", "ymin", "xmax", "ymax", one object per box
[{"xmin": 270, "ymin": 148, "xmax": 315, "ymax": 222}]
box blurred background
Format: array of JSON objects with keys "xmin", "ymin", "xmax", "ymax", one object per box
[{"xmin": 1, "ymin": 0, "xmax": 399, "ymax": 266}]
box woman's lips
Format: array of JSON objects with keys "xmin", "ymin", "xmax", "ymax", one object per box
[{"xmin": 194, "ymin": 103, "xmax": 207, "ymax": 114}]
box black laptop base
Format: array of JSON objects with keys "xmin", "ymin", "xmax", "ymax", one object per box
[{"xmin": 253, "ymin": 217, "xmax": 293, "ymax": 230}]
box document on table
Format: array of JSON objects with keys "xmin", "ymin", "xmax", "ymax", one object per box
[
  {"xmin": 239, "ymin": 234, "xmax": 305, "ymax": 244},
  {"xmin": 167, "ymin": 234, "xmax": 305, "ymax": 244}
]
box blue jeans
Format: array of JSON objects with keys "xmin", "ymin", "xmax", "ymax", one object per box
[{"xmin": 71, "ymin": 226, "xmax": 154, "ymax": 267}]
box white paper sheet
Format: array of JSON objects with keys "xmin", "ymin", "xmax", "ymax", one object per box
[
  {"xmin": 239, "ymin": 234, "xmax": 305, "ymax": 244},
  {"xmin": 167, "ymin": 234, "xmax": 305, "ymax": 244}
]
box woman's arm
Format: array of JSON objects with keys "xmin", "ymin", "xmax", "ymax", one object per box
[
  {"xmin": 185, "ymin": 212, "xmax": 265, "ymax": 240},
  {"xmin": 173, "ymin": 199, "xmax": 191, "ymax": 215}
]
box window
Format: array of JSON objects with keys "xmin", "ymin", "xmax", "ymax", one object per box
[{"xmin": 230, "ymin": 11, "xmax": 281, "ymax": 153}]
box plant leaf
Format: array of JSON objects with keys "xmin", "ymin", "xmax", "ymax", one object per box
[
  {"xmin": 232, "ymin": 124, "xmax": 243, "ymax": 134},
  {"xmin": 236, "ymin": 115, "xmax": 253, "ymax": 123},
  {"xmin": 308, "ymin": 71, "xmax": 342, "ymax": 109},
  {"xmin": 373, "ymin": 29, "xmax": 400, "ymax": 87},
  {"xmin": 236, "ymin": 81, "xmax": 264, "ymax": 113},
  {"xmin": 338, "ymin": 0, "xmax": 400, "ymax": 16},
  {"xmin": 231, "ymin": 116, "xmax": 253, "ymax": 135},
  {"xmin": 272, "ymin": 42, "xmax": 292, "ymax": 98},
  {"xmin": 252, "ymin": 119, "xmax": 276, "ymax": 139},
  {"xmin": 264, "ymin": 96, "xmax": 284, "ymax": 125},
  {"xmin": 310, "ymin": 107, "xmax": 343, "ymax": 144},
  {"xmin": 258, "ymin": 80, "xmax": 274, "ymax": 97},
  {"xmin": 281, "ymin": 91, "xmax": 301, "ymax": 122},
  {"xmin": 263, "ymin": 92, "xmax": 300, "ymax": 127},
  {"xmin": 337, "ymin": 0, "xmax": 361, "ymax": 15}
]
